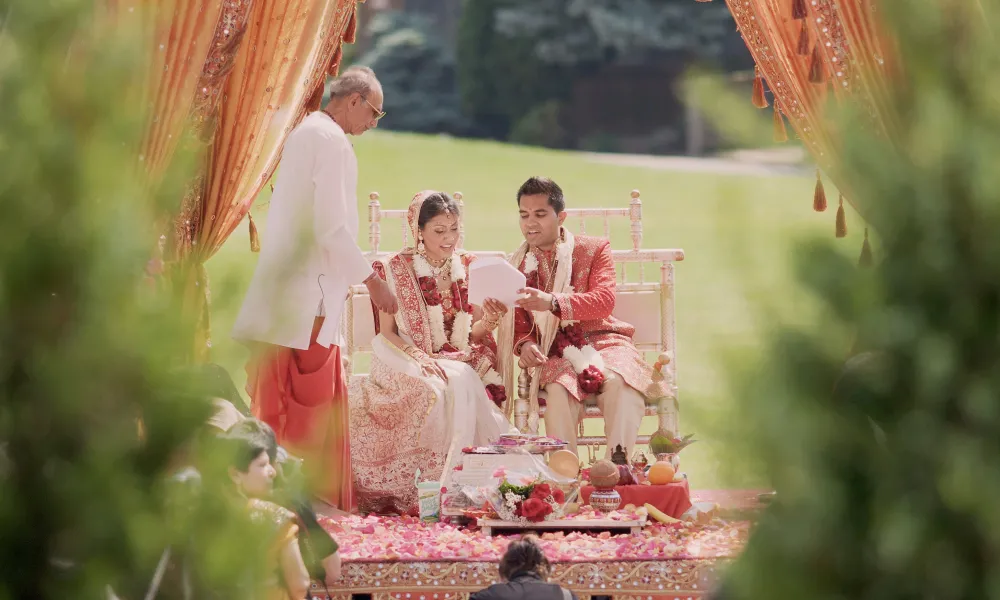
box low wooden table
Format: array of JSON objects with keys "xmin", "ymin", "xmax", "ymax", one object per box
[{"xmin": 477, "ymin": 516, "xmax": 647, "ymax": 536}]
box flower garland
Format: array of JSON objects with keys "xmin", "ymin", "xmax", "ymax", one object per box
[
  {"xmin": 523, "ymin": 253, "xmax": 606, "ymax": 394},
  {"xmin": 482, "ymin": 368, "xmax": 506, "ymax": 408},
  {"xmin": 413, "ymin": 252, "xmax": 473, "ymax": 352},
  {"xmin": 413, "ymin": 252, "xmax": 506, "ymax": 405}
]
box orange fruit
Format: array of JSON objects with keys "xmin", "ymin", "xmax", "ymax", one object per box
[{"xmin": 647, "ymin": 461, "xmax": 676, "ymax": 485}]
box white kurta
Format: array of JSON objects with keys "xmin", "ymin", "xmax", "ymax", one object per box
[{"xmin": 232, "ymin": 112, "xmax": 373, "ymax": 350}]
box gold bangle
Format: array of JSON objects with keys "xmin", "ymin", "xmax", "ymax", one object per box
[{"xmin": 480, "ymin": 316, "xmax": 499, "ymax": 332}]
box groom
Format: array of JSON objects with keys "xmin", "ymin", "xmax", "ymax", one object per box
[{"xmin": 509, "ymin": 176, "xmax": 669, "ymax": 457}]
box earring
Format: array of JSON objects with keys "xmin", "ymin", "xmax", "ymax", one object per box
[{"xmin": 417, "ymin": 235, "xmax": 425, "ymax": 254}]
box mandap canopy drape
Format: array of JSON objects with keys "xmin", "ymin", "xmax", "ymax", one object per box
[
  {"xmin": 119, "ymin": 0, "xmax": 361, "ymax": 360},
  {"xmin": 706, "ymin": 0, "xmax": 898, "ymax": 245}
]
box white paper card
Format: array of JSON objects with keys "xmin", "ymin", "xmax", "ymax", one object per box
[{"xmin": 468, "ymin": 258, "xmax": 526, "ymax": 308}]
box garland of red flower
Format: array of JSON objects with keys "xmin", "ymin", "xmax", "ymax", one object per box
[{"xmin": 414, "ymin": 254, "xmax": 506, "ymax": 406}]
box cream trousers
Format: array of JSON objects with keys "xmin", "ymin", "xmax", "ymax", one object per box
[{"xmin": 542, "ymin": 375, "xmax": 645, "ymax": 459}]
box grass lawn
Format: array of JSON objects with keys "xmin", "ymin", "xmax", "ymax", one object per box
[{"xmin": 205, "ymin": 131, "xmax": 865, "ymax": 490}]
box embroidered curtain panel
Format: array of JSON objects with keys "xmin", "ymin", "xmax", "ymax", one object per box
[
  {"xmin": 717, "ymin": 0, "xmax": 897, "ymax": 223},
  {"xmin": 120, "ymin": 0, "xmax": 360, "ymax": 358}
]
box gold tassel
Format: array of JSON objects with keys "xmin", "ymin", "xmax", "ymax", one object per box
[
  {"xmin": 809, "ymin": 45, "xmax": 825, "ymax": 83},
  {"xmin": 773, "ymin": 105, "xmax": 788, "ymax": 142},
  {"xmin": 859, "ymin": 228, "xmax": 873, "ymax": 266},
  {"xmin": 752, "ymin": 66, "xmax": 769, "ymax": 108},
  {"xmin": 813, "ymin": 170, "xmax": 827, "ymax": 212},
  {"xmin": 792, "ymin": 0, "xmax": 808, "ymax": 19},
  {"xmin": 328, "ymin": 45, "xmax": 344, "ymax": 77},
  {"xmin": 344, "ymin": 10, "xmax": 358, "ymax": 44},
  {"xmin": 835, "ymin": 195, "xmax": 847, "ymax": 238},
  {"xmin": 249, "ymin": 212, "xmax": 260, "ymax": 252},
  {"xmin": 797, "ymin": 20, "xmax": 810, "ymax": 55}
]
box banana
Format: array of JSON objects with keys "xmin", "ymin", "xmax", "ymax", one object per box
[{"xmin": 644, "ymin": 503, "xmax": 681, "ymax": 524}]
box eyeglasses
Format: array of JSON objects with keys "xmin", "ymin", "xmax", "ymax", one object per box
[{"xmin": 362, "ymin": 95, "xmax": 386, "ymax": 121}]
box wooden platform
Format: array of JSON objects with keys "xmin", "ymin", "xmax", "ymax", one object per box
[{"xmin": 478, "ymin": 516, "xmax": 647, "ymax": 536}]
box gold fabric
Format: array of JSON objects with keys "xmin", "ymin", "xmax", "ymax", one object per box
[
  {"xmin": 723, "ymin": 0, "xmax": 897, "ymax": 219},
  {"xmin": 125, "ymin": 0, "xmax": 361, "ymax": 358}
]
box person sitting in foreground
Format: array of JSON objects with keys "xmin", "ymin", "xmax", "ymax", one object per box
[
  {"xmin": 471, "ymin": 536, "xmax": 577, "ymax": 600},
  {"xmin": 219, "ymin": 428, "xmax": 311, "ymax": 600},
  {"xmin": 229, "ymin": 418, "xmax": 341, "ymax": 583}
]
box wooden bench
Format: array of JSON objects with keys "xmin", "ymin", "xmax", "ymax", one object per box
[{"xmin": 342, "ymin": 190, "xmax": 685, "ymax": 458}]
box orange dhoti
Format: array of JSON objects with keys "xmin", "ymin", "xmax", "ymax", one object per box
[{"xmin": 247, "ymin": 317, "xmax": 354, "ymax": 511}]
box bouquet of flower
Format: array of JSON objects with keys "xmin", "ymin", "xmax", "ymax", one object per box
[{"xmin": 490, "ymin": 473, "xmax": 565, "ymax": 523}]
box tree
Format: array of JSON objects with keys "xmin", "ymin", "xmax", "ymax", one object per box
[
  {"xmin": 357, "ymin": 11, "xmax": 468, "ymax": 135},
  {"xmin": 0, "ymin": 2, "xmax": 264, "ymax": 597},
  {"xmin": 494, "ymin": 0, "xmax": 736, "ymax": 67},
  {"xmin": 702, "ymin": 1, "xmax": 1000, "ymax": 598}
]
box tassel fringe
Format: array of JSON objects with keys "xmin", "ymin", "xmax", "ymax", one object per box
[
  {"xmin": 752, "ymin": 67, "xmax": 769, "ymax": 108},
  {"xmin": 797, "ymin": 20, "xmax": 810, "ymax": 55},
  {"xmin": 835, "ymin": 195, "xmax": 847, "ymax": 238},
  {"xmin": 792, "ymin": 0, "xmax": 808, "ymax": 19},
  {"xmin": 249, "ymin": 212, "xmax": 261, "ymax": 252},
  {"xmin": 773, "ymin": 105, "xmax": 788, "ymax": 142},
  {"xmin": 813, "ymin": 170, "xmax": 827, "ymax": 212},
  {"xmin": 859, "ymin": 228, "xmax": 873, "ymax": 266},
  {"xmin": 809, "ymin": 45, "xmax": 825, "ymax": 83}
]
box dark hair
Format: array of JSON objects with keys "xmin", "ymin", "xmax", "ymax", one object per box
[
  {"xmin": 176, "ymin": 363, "xmax": 251, "ymax": 416},
  {"xmin": 227, "ymin": 418, "xmax": 278, "ymax": 463},
  {"xmin": 221, "ymin": 429, "xmax": 270, "ymax": 474},
  {"xmin": 516, "ymin": 177, "xmax": 565, "ymax": 213},
  {"xmin": 418, "ymin": 192, "xmax": 461, "ymax": 230},
  {"xmin": 499, "ymin": 535, "xmax": 551, "ymax": 581}
]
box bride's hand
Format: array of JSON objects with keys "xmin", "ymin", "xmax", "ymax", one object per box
[
  {"xmin": 482, "ymin": 298, "xmax": 508, "ymax": 319},
  {"xmin": 420, "ymin": 357, "xmax": 449, "ymax": 382}
]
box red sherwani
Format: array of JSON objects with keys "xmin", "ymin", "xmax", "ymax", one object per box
[{"xmin": 514, "ymin": 235, "xmax": 669, "ymax": 403}]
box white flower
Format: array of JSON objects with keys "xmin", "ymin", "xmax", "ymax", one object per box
[
  {"xmin": 428, "ymin": 304, "xmax": 447, "ymax": 351},
  {"xmin": 413, "ymin": 253, "xmax": 434, "ymax": 278},
  {"xmin": 450, "ymin": 310, "xmax": 473, "ymax": 351},
  {"xmin": 524, "ymin": 253, "xmax": 539, "ymax": 275}
]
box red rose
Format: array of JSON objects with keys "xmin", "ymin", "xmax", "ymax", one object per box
[
  {"xmin": 553, "ymin": 488, "xmax": 565, "ymax": 503},
  {"xmin": 530, "ymin": 483, "xmax": 552, "ymax": 500},
  {"xmin": 519, "ymin": 497, "xmax": 552, "ymax": 522},
  {"xmin": 578, "ymin": 366, "xmax": 604, "ymax": 394},
  {"xmin": 550, "ymin": 331, "xmax": 572, "ymax": 358},
  {"xmin": 486, "ymin": 384, "xmax": 506, "ymax": 408},
  {"xmin": 525, "ymin": 272, "xmax": 539, "ymax": 289}
]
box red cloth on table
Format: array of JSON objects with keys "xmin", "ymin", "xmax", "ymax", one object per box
[
  {"xmin": 247, "ymin": 316, "xmax": 354, "ymax": 511},
  {"xmin": 581, "ymin": 480, "xmax": 692, "ymax": 519}
]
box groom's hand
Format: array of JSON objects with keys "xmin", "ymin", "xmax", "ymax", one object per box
[
  {"xmin": 516, "ymin": 288, "xmax": 554, "ymax": 313},
  {"xmin": 367, "ymin": 276, "xmax": 398, "ymax": 314},
  {"xmin": 518, "ymin": 342, "xmax": 548, "ymax": 369}
]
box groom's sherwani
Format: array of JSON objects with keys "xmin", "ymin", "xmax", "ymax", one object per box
[{"xmin": 513, "ymin": 232, "xmax": 669, "ymax": 455}]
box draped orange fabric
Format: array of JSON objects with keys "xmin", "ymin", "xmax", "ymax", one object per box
[
  {"xmin": 160, "ymin": 0, "xmax": 360, "ymax": 358},
  {"xmin": 719, "ymin": 0, "xmax": 899, "ymax": 220}
]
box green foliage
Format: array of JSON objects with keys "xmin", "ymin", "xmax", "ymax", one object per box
[
  {"xmin": 495, "ymin": 0, "xmax": 735, "ymax": 66},
  {"xmin": 358, "ymin": 11, "xmax": 468, "ymax": 135},
  {"xmin": 456, "ymin": 0, "xmax": 572, "ymax": 140},
  {"xmin": 706, "ymin": 1, "xmax": 1000, "ymax": 598},
  {"xmin": 0, "ymin": 2, "xmax": 267, "ymax": 597}
]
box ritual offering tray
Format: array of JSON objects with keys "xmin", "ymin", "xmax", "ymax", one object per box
[{"xmin": 491, "ymin": 433, "xmax": 567, "ymax": 454}]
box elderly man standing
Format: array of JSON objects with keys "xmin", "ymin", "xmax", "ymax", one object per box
[{"xmin": 233, "ymin": 66, "xmax": 397, "ymax": 511}]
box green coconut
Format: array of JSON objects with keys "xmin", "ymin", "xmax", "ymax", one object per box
[{"xmin": 649, "ymin": 428, "xmax": 676, "ymax": 455}]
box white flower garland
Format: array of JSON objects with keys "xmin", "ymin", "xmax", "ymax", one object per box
[
  {"xmin": 523, "ymin": 253, "xmax": 606, "ymax": 379},
  {"xmin": 413, "ymin": 252, "xmax": 474, "ymax": 353}
]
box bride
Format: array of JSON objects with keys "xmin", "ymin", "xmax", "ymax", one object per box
[{"xmin": 350, "ymin": 190, "xmax": 516, "ymax": 514}]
